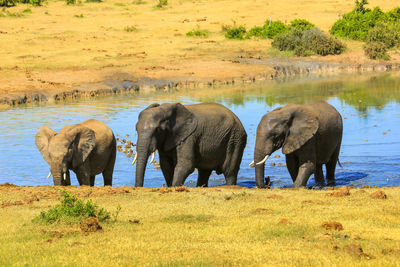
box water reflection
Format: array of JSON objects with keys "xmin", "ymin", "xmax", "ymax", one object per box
[{"xmin": 0, "ymin": 73, "xmax": 399, "ymax": 187}]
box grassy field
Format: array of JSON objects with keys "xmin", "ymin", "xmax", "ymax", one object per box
[
  {"xmin": 0, "ymin": 0, "xmax": 399, "ymax": 96},
  {"xmin": 1, "ymin": 185, "xmax": 400, "ymax": 266}
]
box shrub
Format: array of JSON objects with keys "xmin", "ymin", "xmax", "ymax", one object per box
[
  {"xmin": 65, "ymin": 0, "xmax": 76, "ymax": 5},
  {"xmin": 124, "ymin": 25, "xmax": 137, "ymax": 32},
  {"xmin": 133, "ymin": 0, "xmax": 147, "ymax": 4},
  {"xmin": 364, "ymin": 41, "xmax": 390, "ymax": 60},
  {"xmin": 86, "ymin": 0, "xmax": 102, "ymax": 2},
  {"xmin": 246, "ymin": 20, "xmax": 289, "ymax": 39},
  {"xmin": 290, "ymin": 19, "xmax": 314, "ymax": 31},
  {"xmin": 74, "ymin": 13, "xmax": 84, "ymax": 18},
  {"xmin": 366, "ymin": 22, "xmax": 400, "ymax": 49},
  {"xmin": 186, "ymin": 26, "xmax": 209, "ymax": 38},
  {"xmin": 272, "ymin": 27, "xmax": 346, "ymax": 56},
  {"xmin": 225, "ymin": 25, "xmax": 246, "ymax": 40},
  {"xmin": 155, "ymin": 0, "xmax": 167, "ymax": 9},
  {"xmin": 28, "ymin": 0, "xmax": 42, "ymax": 6},
  {"xmin": 33, "ymin": 191, "xmax": 110, "ymax": 224},
  {"xmin": 0, "ymin": 0, "xmax": 15, "ymax": 7}
]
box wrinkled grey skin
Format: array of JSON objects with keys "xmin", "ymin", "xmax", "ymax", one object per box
[
  {"xmin": 254, "ymin": 100, "xmax": 343, "ymax": 188},
  {"xmin": 135, "ymin": 103, "xmax": 247, "ymax": 187},
  {"xmin": 35, "ymin": 119, "xmax": 116, "ymax": 186}
]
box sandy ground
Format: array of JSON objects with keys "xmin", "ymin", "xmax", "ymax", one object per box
[{"xmin": 0, "ymin": 0, "xmax": 400, "ymax": 102}]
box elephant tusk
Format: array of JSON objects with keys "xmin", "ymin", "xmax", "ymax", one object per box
[
  {"xmin": 256, "ymin": 155, "xmax": 270, "ymax": 165},
  {"xmin": 63, "ymin": 173, "xmax": 67, "ymax": 181},
  {"xmin": 150, "ymin": 151, "xmax": 156, "ymax": 164},
  {"xmin": 249, "ymin": 160, "xmax": 255, "ymax": 168},
  {"xmin": 47, "ymin": 171, "xmax": 52, "ymax": 179},
  {"xmin": 131, "ymin": 153, "xmax": 137, "ymax": 165}
]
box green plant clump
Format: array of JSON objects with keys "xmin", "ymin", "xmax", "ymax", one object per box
[
  {"xmin": 186, "ymin": 26, "xmax": 209, "ymax": 38},
  {"xmin": 364, "ymin": 41, "xmax": 390, "ymax": 60},
  {"xmin": 0, "ymin": 0, "xmax": 15, "ymax": 7},
  {"xmin": 330, "ymin": 1, "xmax": 400, "ymax": 41},
  {"xmin": 86, "ymin": 0, "xmax": 102, "ymax": 3},
  {"xmin": 246, "ymin": 20, "xmax": 289, "ymax": 39},
  {"xmin": 366, "ymin": 22, "xmax": 400, "ymax": 49},
  {"xmin": 290, "ymin": 19, "xmax": 315, "ymax": 31},
  {"xmin": 124, "ymin": 25, "xmax": 137, "ymax": 32},
  {"xmin": 155, "ymin": 0, "xmax": 167, "ymax": 9},
  {"xmin": 272, "ymin": 27, "xmax": 346, "ymax": 56},
  {"xmin": 224, "ymin": 25, "xmax": 246, "ymax": 40},
  {"xmin": 34, "ymin": 191, "xmax": 110, "ymax": 224}
]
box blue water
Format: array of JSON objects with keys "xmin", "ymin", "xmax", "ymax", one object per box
[{"xmin": 0, "ymin": 73, "xmax": 399, "ymax": 187}]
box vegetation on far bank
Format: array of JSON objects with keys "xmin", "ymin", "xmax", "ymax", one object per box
[{"xmin": 0, "ymin": 185, "xmax": 399, "ymax": 266}]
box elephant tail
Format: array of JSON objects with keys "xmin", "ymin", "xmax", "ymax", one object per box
[{"xmin": 337, "ymin": 158, "xmax": 343, "ymax": 168}]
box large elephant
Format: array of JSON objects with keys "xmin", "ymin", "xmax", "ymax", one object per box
[
  {"xmin": 251, "ymin": 100, "xmax": 343, "ymax": 188},
  {"xmin": 35, "ymin": 119, "xmax": 116, "ymax": 186},
  {"xmin": 133, "ymin": 102, "xmax": 247, "ymax": 187}
]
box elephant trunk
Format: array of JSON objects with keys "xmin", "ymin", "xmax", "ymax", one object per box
[
  {"xmin": 135, "ymin": 134, "xmax": 152, "ymax": 187},
  {"xmin": 50, "ymin": 164, "xmax": 70, "ymax": 186},
  {"xmin": 254, "ymin": 149, "xmax": 268, "ymax": 188}
]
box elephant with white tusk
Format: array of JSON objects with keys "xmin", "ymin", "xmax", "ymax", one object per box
[
  {"xmin": 35, "ymin": 119, "xmax": 116, "ymax": 186},
  {"xmin": 252, "ymin": 100, "xmax": 343, "ymax": 188},
  {"xmin": 134, "ymin": 102, "xmax": 247, "ymax": 187}
]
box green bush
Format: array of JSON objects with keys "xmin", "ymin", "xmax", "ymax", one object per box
[
  {"xmin": 34, "ymin": 191, "xmax": 110, "ymax": 224},
  {"xmin": 246, "ymin": 20, "xmax": 289, "ymax": 39},
  {"xmin": 272, "ymin": 27, "xmax": 346, "ymax": 56},
  {"xmin": 225, "ymin": 25, "xmax": 246, "ymax": 40},
  {"xmin": 66, "ymin": 0, "xmax": 76, "ymax": 5},
  {"xmin": 366, "ymin": 22, "xmax": 400, "ymax": 49},
  {"xmin": 364, "ymin": 41, "xmax": 390, "ymax": 60},
  {"xmin": 86, "ymin": 0, "xmax": 101, "ymax": 3},
  {"xmin": 155, "ymin": 0, "xmax": 167, "ymax": 9},
  {"xmin": 0, "ymin": 0, "xmax": 15, "ymax": 7},
  {"xmin": 186, "ymin": 26, "xmax": 209, "ymax": 38},
  {"xmin": 124, "ymin": 25, "xmax": 137, "ymax": 32},
  {"xmin": 290, "ymin": 19, "xmax": 315, "ymax": 31}
]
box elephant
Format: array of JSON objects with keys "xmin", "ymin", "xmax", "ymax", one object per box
[
  {"xmin": 251, "ymin": 100, "xmax": 343, "ymax": 188},
  {"xmin": 35, "ymin": 119, "xmax": 116, "ymax": 186},
  {"xmin": 133, "ymin": 102, "xmax": 247, "ymax": 187}
]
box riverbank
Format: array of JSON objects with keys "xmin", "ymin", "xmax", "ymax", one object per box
[
  {"xmin": 0, "ymin": 184, "xmax": 399, "ymax": 266},
  {"xmin": 1, "ymin": 0, "xmax": 400, "ymax": 107}
]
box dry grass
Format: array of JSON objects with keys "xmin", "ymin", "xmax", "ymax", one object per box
[
  {"xmin": 0, "ymin": 0, "xmax": 399, "ymax": 96},
  {"xmin": 1, "ymin": 185, "xmax": 400, "ymax": 266}
]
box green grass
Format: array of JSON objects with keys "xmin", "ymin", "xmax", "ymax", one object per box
[
  {"xmin": 124, "ymin": 25, "xmax": 137, "ymax": 32},
  {"xmin": 186, "ymin": 26, "xmax": 210, "ymax": 38}
]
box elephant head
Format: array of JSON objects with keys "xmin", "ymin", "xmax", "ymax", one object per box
[
  {"xmin": 252, "ymin": 105, "xmax": 319, "ymax": 188},
  {"xmin": 134, "ymin": 103, "xmax": 197, "ymax": 187},
  {"xmin": 35, "ymin": 124, "xmax": 96, "ymax": 186}
]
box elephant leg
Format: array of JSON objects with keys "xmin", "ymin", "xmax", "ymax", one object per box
[
  {"xmin": 159, "ymin": 153, "xmax": 174, "ymax": 187},
  {"xmin": 285, "ymin": 154, "xmax": 299, "ymax": 182},
  {"xmin": 75, "ymin": 162, "xmax": 91, "ymax": 186},
  {"xmin": 326, "ymin": 146, "xmax": 340, "ymax": 186},
  {"xmin": 171, "ymin": 142, "xmax": 196, "ymax": 186},
  {"xmin": 172, "ymin": 164, "xmax": 195, "ymax": 186},
  {"xmin": 223, "ymin": 138, "xmax": 246, "ymax": 186},
  {"xmin": 90, "ymin": 176, "xmax": 95, "ymax": 186},
  {"xmin": 314, "ymin": 164, "xmax": 325, "ymax": 186},
  {"xmin": 197, "ymin": 169, "xmax": 212, "ymax": 187},
  {"xmin": 102, "ymin": 146, "xmax": 116, "ymax": 186},
  {"xmin": 293, "ymin": 161, "xmax": 315, "ymax": 187}
]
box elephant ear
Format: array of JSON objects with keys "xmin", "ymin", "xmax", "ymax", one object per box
[
  {"xmin": 163, "ymin": 103, "xmax": 198, "ymax": 151},
  {"xmin": 65, "ymin": 125, "xmax": 96, "ymax": 167},
  {"xmin": 35, "ymin": 125, "xmax": 57, "ymax": 164},
  {"xmin": 282, "ymin": 107, "xmax": 319, "ymax": 154}
]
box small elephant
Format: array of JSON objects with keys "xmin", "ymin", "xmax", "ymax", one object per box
[
  {"xmin": 251, "ymin": 100, "xmax": 343, "ymax": 188},
  {"xmin": 134, "ymin": 102, "xmax": 247, "ymax": 187},
  {"xmin": 35, "ymin": 119, "xmax": 116, "ymax": 186}
]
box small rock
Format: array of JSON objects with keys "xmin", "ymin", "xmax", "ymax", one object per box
[
  {"xmin": 278, "ymin": 218, "xmax": 290, "ymax": 225},
  {"xmin": 321, "ymin": 221, "xmax": 343, "ymax": 231},
  {"xmin": 370, "ymin": 190, "xmax": 387, "ymax": 199},
  {"xmin": 329, "ymin": 186, "xmax": 350, "ymax": 197},
  {"xmin": 80, "ymin": 217, "xmax": 102, "ymax": 233}
]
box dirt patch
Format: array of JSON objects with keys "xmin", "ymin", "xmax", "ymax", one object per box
[
  {"xmin": 382, "ymin": 248, "xmax": 400, "ymax": 256},
  {"xmin": 80, "ymin": 217, "xmax": 102, "ymax": 233},
  {"xmin": 151, "ymin": 187, "xmax": 171, "ymax": 194},
  {"xmin": 344, "ymin": 244, "xmax": 375, "ymax": 259},
  {"xmin": 278, "ymin": 218, "xmax": 291, "ymax": 225},
  {"xmin": 329, "ymin": 186, "xmax": 350, "ymax": 197},
  {"xmin": 370, "ymin": 190, "xmax": 387, "ymax": 199},
  {"xmin": 129, "ymin": 219, "xmax": 141, "ymax": 224},
  {"xmin": 321, "ymin": 221, "xmax": 343, "ymax": 231},
  {"xmin": 175, "ymin": 186, "xmax": 190, "ymax": 192},
  {"xmin": 267, "ymin": 194, "xmax": 284, "ymax": 199},
  {"xmin": 315, "ymin": 233, "xmax": 334, "ymax": 242}
]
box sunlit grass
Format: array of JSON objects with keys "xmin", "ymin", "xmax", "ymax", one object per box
[{"xmin": 0, "ymin": 186, "xmax": 400, "ymax": 266}]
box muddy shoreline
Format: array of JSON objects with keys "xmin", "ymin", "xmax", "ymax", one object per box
[{"xmin": 1, "ymin": 58, "xmax": 399, "ymax": 107}]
